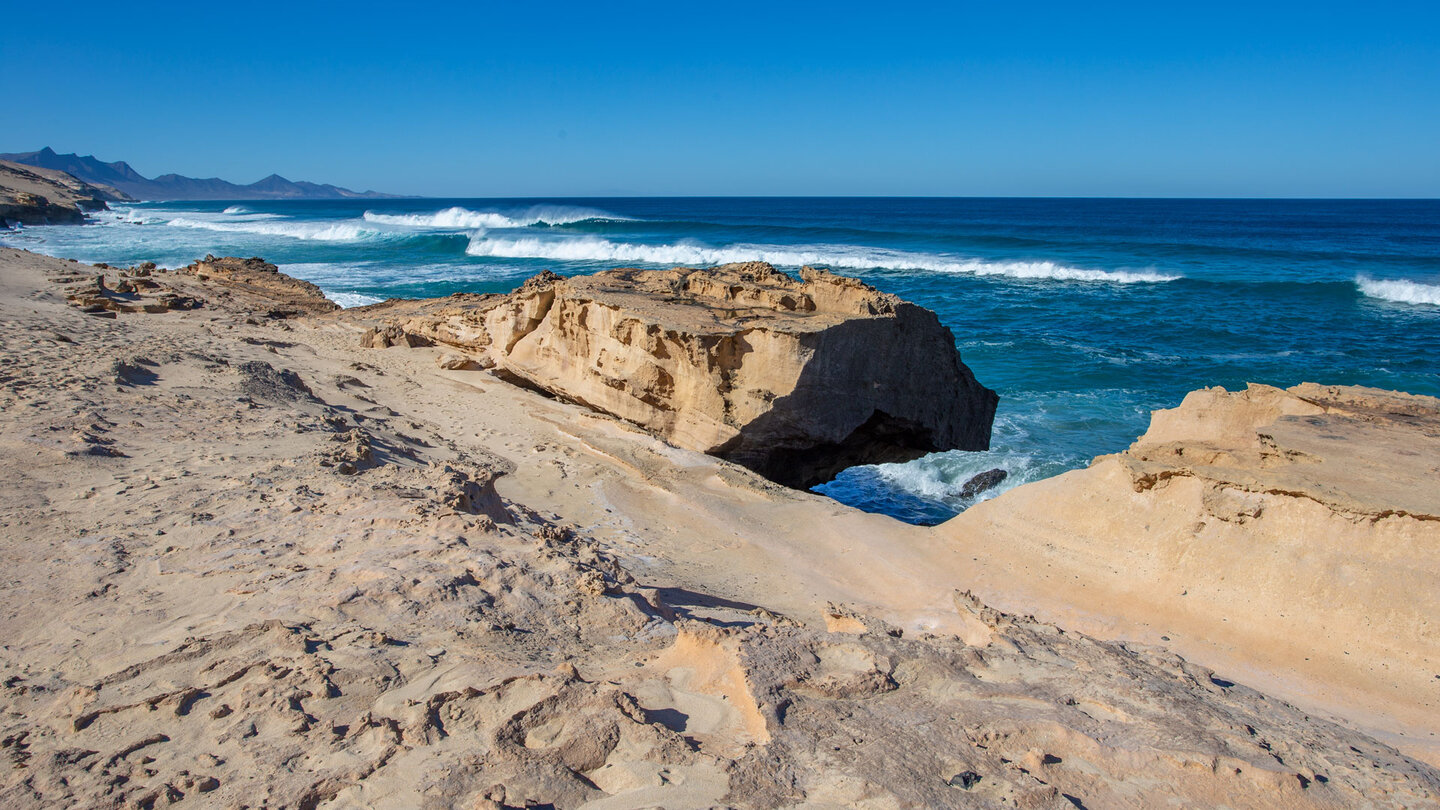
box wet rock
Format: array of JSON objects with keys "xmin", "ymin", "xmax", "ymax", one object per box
[{"xmin": 960, "ymin": 468, "xmax": 1008, "ymax": 498}]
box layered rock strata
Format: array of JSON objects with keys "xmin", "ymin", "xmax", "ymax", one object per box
[
  {"xmin": 345, "ymin": 263, "xmax": 998, "ymax": 487},
  {"xmin": 942, "ymin": 383, "xmax": 1440, "ymax": 752},
  {"xmin": 53, "ymin": 255, "xmax": 338, "ymax": 319},
  {"xmin": 1, "ymin": 247, "xmax": 1438, "ymax": 806},
  {"xmin": 0, "ymin": 160, "xmax": 120, "ymax": 227}
]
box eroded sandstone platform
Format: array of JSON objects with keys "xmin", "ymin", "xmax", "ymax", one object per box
[
  {"xmin": 338, "ymin": 263, "xmax": 998, "ymax": 488},
  {"xmin": 941, "ymin": 382, "xmax": 1440, "ymax": 759},
  {"xmin": 1, "ymin": 249, "xmax": 1437, "ymax": 807}
]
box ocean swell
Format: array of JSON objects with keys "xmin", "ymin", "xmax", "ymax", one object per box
[
  {"xmin": 363, "ymin": 205, "xmax": 629, "ymax": 230},
  {"xmin": 464, "ymin": 235, "xmax": 1179, "ymax": 283},
  {"xmin": 167, "ymin": 217, "xmax": 388, "ymax": 242},
  {"xmin": 1357, "ymin": 275, "xmax": 1440, "ymax": 306}
]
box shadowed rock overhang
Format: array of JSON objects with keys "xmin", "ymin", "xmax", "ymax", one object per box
[{"xmin": 344, "ymin": 262, "xmax": 999, "ymax": 489}]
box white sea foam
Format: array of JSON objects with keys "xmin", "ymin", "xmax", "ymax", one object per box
[
  {"xmin": 464, "ymin": 235, "xmax": 1178, "ymax": 283},
  {"xmin": 94, "ymin": 207, "xmax": 163, "ymax": 226},
  {"xmin": 1357, "ymin": 275, "xmax": 1440, "ymax": 307},
  {"xmin": 166, "ymin": 217, "xmax": 384, "ymax": 242},
  {"xmin": 869, "ymin": 447, "xmax": 1054, "ymax": 506},
  {"xmin": 363, "ymin": 205, "xmax": 627, "ymax": 230},
  {"xmin": 326, "ymin": 291, "xmax": 386, "ymax": 308},
  {"xmin": 222, "ymin": 205, "xmax": 250, "ymax": 214}
]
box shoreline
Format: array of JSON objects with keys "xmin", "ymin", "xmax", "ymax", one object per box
[{"xmin": 1, "ymin": 246, "xmax": 1436, "ymax": 805}]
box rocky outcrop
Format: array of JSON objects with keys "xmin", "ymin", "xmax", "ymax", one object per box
[
  {"xmin": 0, "ymin": 160, "xmax": 117, "ymax": 227},
  {"xmin": 53, "ymin": 256, "xmax": 339, "ymax": 318},
  {"xmin": 349, "ymin": 263, "xmax": 998, "ymax": 488},
  {"xmin": 175, "ymin": 256, "xmax": 340, "ymax": 317},
  {"xmin": 941, "ymin": 383, "xmax": 1440, "ymax": 754},
  {"xmin": 2, "ymin": 247, "xmax": 1438, "ymax": 806}
]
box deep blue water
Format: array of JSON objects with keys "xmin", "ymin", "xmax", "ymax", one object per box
[{"xmin": 5, "ymin": 197, "xmax": 1438, "ymax": 523}]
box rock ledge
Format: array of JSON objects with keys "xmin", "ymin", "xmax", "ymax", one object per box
[{"xmin": 345, "ymin": 263, "xmax": 998, "ymax": 487}]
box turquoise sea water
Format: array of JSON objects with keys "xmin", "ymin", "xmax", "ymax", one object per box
[{"xmin": 5, "ymin": 197, "xmax": 1438, "ymax": 523}]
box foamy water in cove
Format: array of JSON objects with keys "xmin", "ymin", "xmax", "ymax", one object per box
[{"xmin": 5, "ymin": 197, "xmax": 1438, "ymax": 524}]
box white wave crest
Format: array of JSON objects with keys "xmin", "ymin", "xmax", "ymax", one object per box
[
  {"xmin": 464, "ymin": 235, "xmax": 1178, "ymax": 283},
  {"xmin": 222, "ymin": 205, "xmax": 250, "ymax": 214},
  {"xmin": 94, "ymin": 208, "xmax": 162, "ymax": 226},
  {"xmin": 363, "ymin": 205, "xmax": 627, "ymax": 230},
  {"xmin": 326, "ymin": 291, "xmax": 385, "ymax": 308},
  {"xmin": 166, "ymin": 217, "xmax": 383, "ymax": 242},
  {"xmin": 1357, "ymin": 275, "xmax": 1440, "ymax": 307}
]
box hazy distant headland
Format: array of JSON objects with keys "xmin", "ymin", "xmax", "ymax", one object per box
[{"xmin": 0, "ymin": 147, "xmax": 400, "ymax": 201}]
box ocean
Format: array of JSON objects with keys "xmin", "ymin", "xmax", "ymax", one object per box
[{"xmin": 5, "ymin": 197, "xmax": 1438, "ymax": 524}]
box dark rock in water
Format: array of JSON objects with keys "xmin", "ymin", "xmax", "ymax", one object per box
[{"xmin": 960, "ymin": 467, "xmax": 1008, "ymax": 499}]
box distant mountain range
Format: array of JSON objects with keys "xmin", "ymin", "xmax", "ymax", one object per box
[{"xmin": 0, "ymin": 148, "xmax": 398, "ymax": 201}]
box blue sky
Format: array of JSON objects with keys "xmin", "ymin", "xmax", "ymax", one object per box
[{"xmin": 3, "ymin": 2, "xmax": 1437, "ymax": 197}]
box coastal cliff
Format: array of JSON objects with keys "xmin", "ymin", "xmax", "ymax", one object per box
[
  {"xmin": 940, "ymin": 382, "xmax": 1440, "ymax": 755},
  {"xmin": 343, "ymin": 262, "xmax": 999, "ymax": 488},
  {"xmin": 0, "ymin": 160, "xmax": 124, "ymax": 227},
  {"xmin": 1, "ymin": 248, "xmax": 1437, "ymax": 807}
]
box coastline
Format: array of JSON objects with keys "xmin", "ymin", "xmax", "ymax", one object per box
[{"xmin": 1, "ymin": 246, "xmax": 1436, "ymax": 806}]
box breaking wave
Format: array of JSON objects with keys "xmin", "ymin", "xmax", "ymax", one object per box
[
  {"xmin": 1357, "ymin": 275, "xmax": 1440, "ymax": 307},
  {"xmin": 464, "ymin": 235, "xmax": 1178, "ymax": 283},
  {"xmin": 363, "ymin": 205, "xmax": 630, "ymax": 230},
  {"xmin": 222, "ymin": 205, "xmax": 250, "ymax": 214},
  {"xmin": 326, "ymin": 291, "xmax": 385, "ymax": 308},
  {"xmin": 95, "ymin": 208, "xmax": 163, "ymax": 226},
  {"xmin": 166, "ymin": 217, "xmax": 387, "ymax": 242}
]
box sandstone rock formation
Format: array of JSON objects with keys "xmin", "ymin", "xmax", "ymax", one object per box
[
  {"xmin": 52, "ymin": 255, "xmax": 338, "ymax": 319},
  {"xmin": 345, "ymin": 263, "xmax": 998, "ymax": 488},
  {"xmin": 0, "ymin": 160, "xmax": 119, "ymax": 227},
  {"xmin": 941, "ymin": 382, "xmax": 1440, "ymax": 756},
  {"xmin": 1, "ymin": 248, "xmax": 1437, "ymax": 807},
  {"xmin": 174, "ymin": 255, "xmax": 340, "ymax": 317}
]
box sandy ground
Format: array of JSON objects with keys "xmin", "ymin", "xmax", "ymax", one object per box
[{"xmin": 1, "ymin": 247, "xmax": 1436, "ymax": 808}]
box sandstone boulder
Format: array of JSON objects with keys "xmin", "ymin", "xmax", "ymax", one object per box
[
  {"xmin": 177, "ymin": 255, "xmax": 340, "ymax": 317},
  {"xmin": 349, "ymin": 263, "xmax": 998, "ymax": 488}
]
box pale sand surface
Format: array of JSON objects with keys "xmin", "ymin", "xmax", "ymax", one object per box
[{"xmin": 1, "ymin": 247, "xmax": 1436, "ymax": 807}]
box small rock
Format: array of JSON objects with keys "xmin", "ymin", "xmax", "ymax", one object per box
[
  {"xmin": 948, "ymin": 771, "xmax": 982, "ymax": 789},
  {"xmin": 437, "ymin": 352, "xmax": 482, "ymax": 371},
  {"xmin": 959, "ymin": 468, "xmax": 1008, "ymax": 499}
]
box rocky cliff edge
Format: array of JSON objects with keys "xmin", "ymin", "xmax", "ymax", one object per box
[{"xmin": 341, "ymin": 262, "xmax": 999, "ymax": 488}]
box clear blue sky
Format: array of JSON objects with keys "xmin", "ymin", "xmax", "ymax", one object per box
[{"xmin": 3, "ymin": 1, "xmax": 1437, "ymax": 197}]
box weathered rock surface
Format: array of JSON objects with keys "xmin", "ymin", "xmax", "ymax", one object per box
[
  {"xmin": 1, "ymin": 248, "xmax": 1437, "ymax": 807},
  {"xmin": 175, "ymin": 255, "xmax": 340, "ymax": 317},
  {"xmin": 941, "ymin": 382, "xmax": 1440, "ymax": 758},
  {"xmin": 0, "ymin": 160, "xmax": 118, "ymax": 227},
  {"xmin": 52, "ymin": 255, "xmax": 338, "ymax": 319},
  {"xmin": 345, "ymin": 263, "xmax": 998, "ymax": 488}
]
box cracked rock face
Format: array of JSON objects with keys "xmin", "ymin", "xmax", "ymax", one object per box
[
  {"xmin": 362, "ymin": 263, "xmax": 999, "ymax": 488},
  {"xmin": 943, "ymin": 383, "xmax": 1440, "ymax": 753}
]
